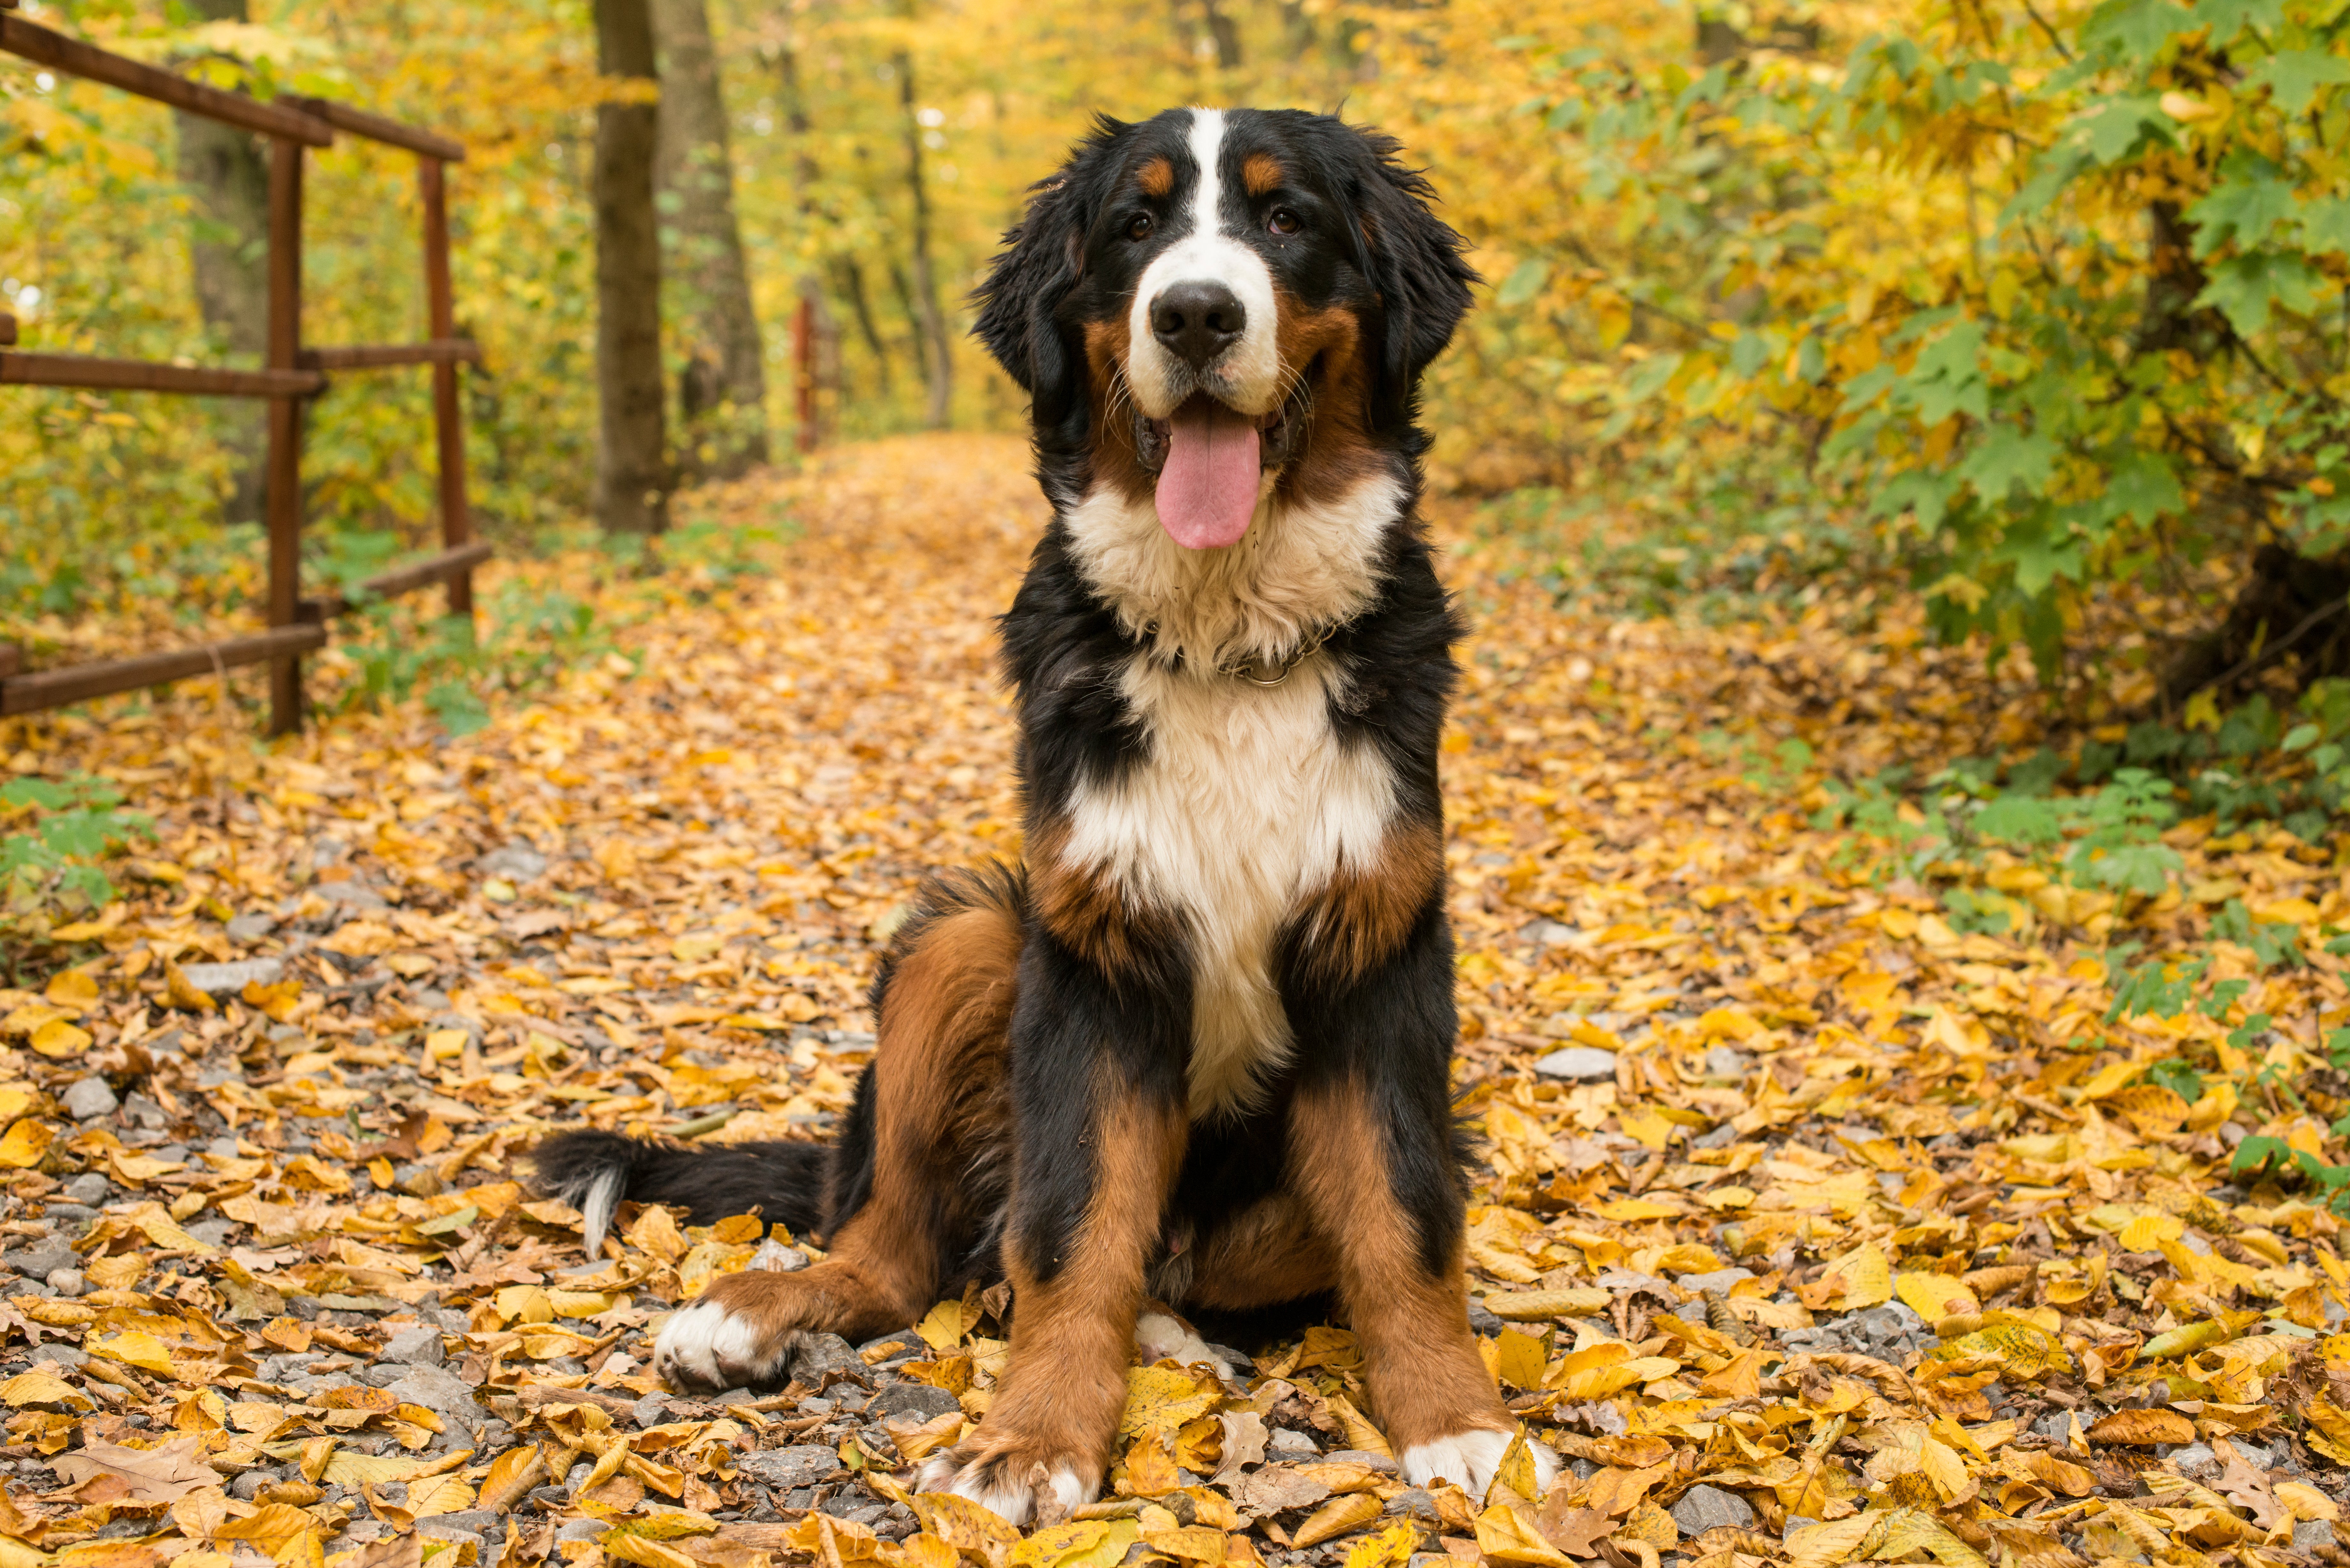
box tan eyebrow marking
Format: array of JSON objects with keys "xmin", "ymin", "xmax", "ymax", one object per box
[
  {"xmin": 1243, "ymin": 152, "xmax": 1284, "ymax": 196},
  {"xmin": 1136, "ymin": 157, "xmax": 1174, "ymax": 198}
]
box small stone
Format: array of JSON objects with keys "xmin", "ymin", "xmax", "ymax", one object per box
[
  {"xmin": 1702, "ymin": 1045, "xmax": 1751, "ymax": 1079},
  {"xmin": 2169, "ymin": 1443, "xmax": 2219, "ymax": 1481},
  {"xmin": 1265, "ymin": 1428, "xmax": 1321, "ymax": 1462},
  {"xmin": 1520, "ymin": 920, "xmax": 1577, "ymax": 947},
  {"xmin": 750, "ymin": 1239, "xmax": 810, "ymax": 1272},
  {"xmin": 476, "ymin": 845, "xmax": 550, "ymax": 883},
  {"xmin": 1782, "ymin": 1517, "xmax": 1819, "ymax": 1541},
  {"xmin": 736, "ymin": 1446, "xmax": 842, "ymax": 1489},
  {"xmin": 313, "ymin": 879, "xmax": 390, "ymax": 911},
  {"xmin": 45, "ymin": 1269, "xmax": 85, "ymax": 1297},
  {"xmin": 382, "ymin": 1325, "xmax": 448, "ymax": 1367},
  {"xmin": 1673, "ymin": 1268, "xmax": 1754, "ymax": 1295},
  {"xmin": 40, "ymin": 1204, "xmax": 97, "ymax": 1227},
  {"xmin": 2295, "ymin": 1521, "xmax": 2336, "ymax": 1552},
  {"xmin": 1387, "ymin": 1488, "xmax": 1438, "ymax": 1522},
  {"xmin": 1531, "ymin": 1046, "xmax": 1618, "ymax": 1082},
  {"xmin": 420, "ymin": 1511, "xmax": 499, "ymax": 1536},
  {"xmin": 224, "ymin": 914, "xmax": 278, "ymax": 943},
  {"xmin": 1466, "ymin": 1298, "xmax": 1505, "ymax": 1336},
  {"xmin": 62, "ymin": 1173, "xmax": 111, "ymax": 1207},
  {"xmin": 183, "ymin": 1219, "xmax": 233, "ymax": 1249},
  {"xmin": 386, "ymin": 1364, "xmax": 484, "ymax": 1439},
  {"xmin": 557, "ymin": 1521, "xmax": 606, "ymax": 1542},
  {"xmin": 30, "ymin": 1346, "xmax": 86, "ymax": 1368},
  {"xmin": 62, "ymin": 1080, "xmax": 118, "ymax": 1122},
  {"xmin": 177, "ymin": 958, "xmax": 286, "ymax": 999},
  {"xmin": 871, "ymin": 1383, "xmax": 961, "ymax": 1423},
  {"xmin": 1668, "ymin": 1484, "xmax": 1755, "ymax": 1537},
  {"xmin": 10, "ymin": 1245, "xmax": 74, "ymax": 1280},
  {"xmin": 633, "ymin": 1393, "xmax": 671, "ymax": 1428},
  {"xmin": 1323, "ymin": 1450, "xmax": 1399, "ymax": 1473},
  {"xmin": 789, "ymin": 1332, "xmax": 871, "ymax": 1388}
]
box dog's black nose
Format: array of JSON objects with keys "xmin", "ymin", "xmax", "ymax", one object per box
[{"xmin": 1150, "ymin": 281, "xmax": 1246, "ymax": 369}]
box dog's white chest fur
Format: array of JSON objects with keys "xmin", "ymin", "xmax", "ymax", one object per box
[{"xmin": 1061, "ymin": 657, "xmax": 1395, "ymax": 1117}]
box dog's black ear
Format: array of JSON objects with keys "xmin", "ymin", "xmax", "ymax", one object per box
[
  {"xmin": 1341, "ymin": 124, "xmax": 1477, "ymax": 429},
  {"xmin": 974, "ymin": 117, "xmax": 1123, "ymax": 428}
]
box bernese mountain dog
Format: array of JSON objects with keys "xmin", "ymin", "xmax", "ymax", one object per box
[{"xmin": 530, "ymin": 106, "xmax": 1559, "ymax": 1523}]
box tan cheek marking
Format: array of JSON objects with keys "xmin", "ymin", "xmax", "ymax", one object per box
[
  {"xmin": 1137, "ymin": 157, "xmax": 1174, "ymax": 199},
  {"xmin": 1269, "ymin": 287, "xmax": 1383, "ymax": 508},
  {"xmin": 1293, "ymin": 818, "xmax": 1442, "ymax": 987},
  {"xmin": 1289, "ymin": 1084, "xmax": 1511, "ymax": 1452},
  {"xmin": 1243, "ymin": 153, "xmax": 1284, "ymax": 197}
]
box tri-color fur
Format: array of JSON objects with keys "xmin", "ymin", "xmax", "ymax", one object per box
[{"xmin": 531, "ymin": 106, "xmax": 1555, "ymax": 1523}]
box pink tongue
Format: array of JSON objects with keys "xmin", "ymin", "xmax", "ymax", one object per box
[{"xmin": 1155, "ymin": 401, "xmax": 1261, "ymax": 549}]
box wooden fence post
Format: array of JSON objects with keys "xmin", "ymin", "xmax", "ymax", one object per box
[
  {"xmin": 265, "ymin": 134, "xmax": 306, "ymax": 736},
  {"xmin": 420, "ymin": 155, "xmax": 473, "ymax": 623}
]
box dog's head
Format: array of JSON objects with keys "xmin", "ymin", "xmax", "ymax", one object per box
[{"xmin": 975, "ymin": 108, "xmax": 1474, "ymax": 547}]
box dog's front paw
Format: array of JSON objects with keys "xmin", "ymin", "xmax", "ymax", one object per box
[
  {"xmin": 1399, "ymin": 1427, "xmax": 1558, "ymax": 1498},
  {"xmin": 654, "ymin": 1274, "xmax": 803, "ymax": 1391},
  {"xmin": 915, "ymin": 1440, "xmax": 1098, "ymax": 1528}
]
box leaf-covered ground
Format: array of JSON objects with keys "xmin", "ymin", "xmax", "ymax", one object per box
[{"xmin": 2, "ymin": 433, "xmax": 2349, "ymax": 1568}]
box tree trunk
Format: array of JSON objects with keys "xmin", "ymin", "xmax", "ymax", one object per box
[
  {"xmin": 2138, "ymin": 200, "xmax": 2228, "ymax": 358},
  {"xmin": 175, "ymin": 0, "xmax": 269, "ymax": 524},
  {"xmin": 593, "ymin": 0, "xmax": 670, "ymax": 535},
  {"xmin": 652, "ymin": 0, "xmax": 767, "ymax": 483},
  {"xmin": 895, "ymin": 52, "xmax": 952, "ymax": 430},
  {"xmin": 2158, "ymin": 543, "xmax": 2350, "ymax": 711},
  {"xmin": 1202, "ymin": 0, "xmax": 1242, "ymax": 68},
  {"xmin": 832, "ymin": 257, "xmax": 892, "ymax": 398}
]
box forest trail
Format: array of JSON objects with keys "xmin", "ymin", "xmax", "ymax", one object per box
[{"xmin": 0, "ymin": 434, "xmax": 2343, "ymax": 1568}]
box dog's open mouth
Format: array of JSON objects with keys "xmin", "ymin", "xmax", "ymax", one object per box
[{"xmin": 1133, "ymin": 385, "xmax": 1307, "ymax": 551}]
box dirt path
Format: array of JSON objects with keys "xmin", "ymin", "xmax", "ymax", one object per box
[{"xmin": 0, "ymin": 434, "xmax": 2341, "ymax": 1568}]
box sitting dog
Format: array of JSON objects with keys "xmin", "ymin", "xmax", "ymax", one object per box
[{"xmin": 531, "ymin": 106, "xmax": 1556, "ymax": 1524}]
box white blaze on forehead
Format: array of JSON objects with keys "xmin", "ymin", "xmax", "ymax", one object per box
[{"xmin": 1125, "ymin": 108, "xmax": 1283, "ymax": 420}]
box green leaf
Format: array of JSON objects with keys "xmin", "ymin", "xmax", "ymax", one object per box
[
  {"xmin": 2081, "ymin": 0, "xmax": 2196, "ymax": 62},
  {"xmin": 2071, "ymin": 94, "xmax": 2171, "ymax": 163},
  {"xmin": 2105, "ymin": 450, "xmax": 2185, "ymax": 524},
  {"xmin": 2188, "ymin": 169, "xmax": 2299, "ymax": 256},
  {"xmin": 1974, "ymin": 794, "xmax": 2065, "ymax": 846},
  {"xmin": 2195, "ymin": 251, "xmax": 2324, "ymax": 335},
  {"xmin": 2250, "ymin": 49, "xmax": 2350, "ymax": 113},
  {"xmin": 1954, "ymin": 425, "xmax": 2059, "ymax": 499},
  {"xmin": 2297, "ymin": 195, "xmax": 2350, "ymax": 254},
  {"xmin": 1496, "ymin": 259, "xmax": 1551, "ymax": 307},
  {"xmin": 2191, "ymin": 0, "xmax": 2287, "ymax": 43}
]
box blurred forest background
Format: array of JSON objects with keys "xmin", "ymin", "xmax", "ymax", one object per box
[{"xmin": 11, "ymin": 0, "xmax": 2350, "ymax": 742}]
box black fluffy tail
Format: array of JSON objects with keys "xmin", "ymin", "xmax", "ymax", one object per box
[{"xmin": 527, "ymin": 1131, "xmax": 832, "ymax": 1256}]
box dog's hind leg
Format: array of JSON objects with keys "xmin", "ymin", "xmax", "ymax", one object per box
[{"xmin": 654, "ymin": 868, "xmax": 1021, "ymax": 1390}]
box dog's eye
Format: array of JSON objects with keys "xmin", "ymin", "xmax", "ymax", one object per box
[
  {"xmin": 1267, "ymin": 207, "xmax": 1302, "ymax": 237},
  {"xmin": 1126, "ymin": 214, "xmax": 1153, "ymax": 241}
]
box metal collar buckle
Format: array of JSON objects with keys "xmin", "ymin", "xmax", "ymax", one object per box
[{"xmin": 1214, "ymin": 619, "xmax": 1343, "ymax": 687}]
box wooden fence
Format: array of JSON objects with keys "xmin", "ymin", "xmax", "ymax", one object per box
[{"xmin": 0, "ymin": 3, "xmax": 486, "ymax": 735}]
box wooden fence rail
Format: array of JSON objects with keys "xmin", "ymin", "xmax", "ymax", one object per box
[{"xmin": 0, "ymin": 7, "xmax": 483, "ymax": 734}]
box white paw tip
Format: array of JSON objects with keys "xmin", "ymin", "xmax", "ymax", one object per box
[
  {"xmin": 652, "ymin": 1295, "xmax": 788, "ymax": 1391},
  {"xmin": 1401, "ymin": 1429, "xmax": 1558, "ymax": 1495}
]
